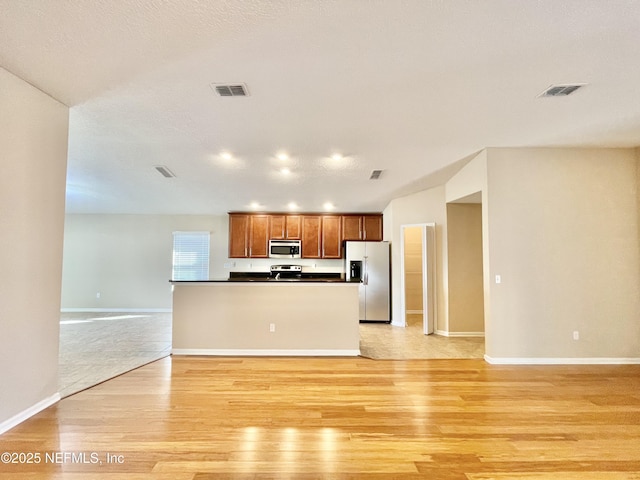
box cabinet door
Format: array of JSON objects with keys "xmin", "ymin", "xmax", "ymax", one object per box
[
  {"xmin": 363, "ymin": 215, "xmax": 383, "ymax": 241},
  {"xmin": 285, "ymin": 215, "xmax": 302, "ymax": 239},
  {"xmin": 249, "ymin": 215, "xmax": 270, "ymax": 257},
  {"xmin": 322, "ymin": 215, "xmax": 342, "ymax": 258},
  {"xmin": 302, "ymin": 216, "xmax": 322, "ymax": 258},
  {"xmin": 341, "ymin": 215, "xmax": 363, "ymax": 241},
  {"xmin": 269, "ymin": 215, "xmax": 286, "ymax": 240},
  {"xmin": 229, "ymin": 214, "xmax": 249, "ymax": 258}
]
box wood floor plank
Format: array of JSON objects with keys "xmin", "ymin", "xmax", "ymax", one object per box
[{"xmin": 0, "ymin": 357, "xmax": 639, "ymax": 479}]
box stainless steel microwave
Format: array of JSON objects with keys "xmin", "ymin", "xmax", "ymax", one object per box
[{"xmin": 269, "ymin": 239, "xmax": 301, "ymax": 258}]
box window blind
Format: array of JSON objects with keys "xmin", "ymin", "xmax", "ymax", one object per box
[{"xmin": 172, "ymin": 231, "xmax": 210, "ymax": 281}]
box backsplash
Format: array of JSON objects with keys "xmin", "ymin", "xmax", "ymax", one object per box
[{"xmin": 222, "ymin": 258, "xmax": 344, "ymax": 275}]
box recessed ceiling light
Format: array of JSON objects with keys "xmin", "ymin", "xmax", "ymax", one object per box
[
  {"xmin": 221, "ymin": 152, "xmax": 233, "ymax": 160},
  {"xmin": 330, "ymin": 153, "xmax": 343, "ymax": 161},
  {"xmin": 277, "ymin": 152, "xmax": 289, "ymax": 161},
  {"xmin": 280, "ymin": 167, "xmax": 291, "ymax": 175},
  {"xmin": 250, "ymin": 202, "xmax": 261, "ymax": 209},
  {"xmin": 323, "ymin": 202, "xmax": 335, "ymax": 210},
  {"xmin": 288, "ymin": 202, "xmax": 298, "ymax": 210}
]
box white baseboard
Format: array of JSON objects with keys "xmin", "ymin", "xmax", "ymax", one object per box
[
  {"xmin": 484, "ymin": 354, "xmax": 640, "ymax": 365},
  {"xmin": 172, "ymin": 348, "xmax": 360, "ymax": 357},
  {"xmin": 0, "ymin": 393, "xmax": 60, "ymax": 435},
  {"xmin": 436, "ymin": 330, "xmax": 485, "ymax": 337},
  {"xmin": 391, "ymin": 320, "xmax": 406, "ymax": 327},
  {"xmin": 61, "ymin": 308, "xmax": 172, "ymax": 313}
]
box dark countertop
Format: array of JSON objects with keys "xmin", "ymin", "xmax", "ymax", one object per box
[
  {"xmin": 170, "ymin": 278, "xmax": 353, "ymax": 283},
  {"xmin": 170, "ymin": 272, "xmax": 356, "ymax": 283}
]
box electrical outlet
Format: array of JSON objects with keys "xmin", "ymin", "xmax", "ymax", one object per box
[
  {"xmin": 96, "ymin": 292, "xmax": 101, "ymax": 299},
  {"xmin": 495, "ymin": 275, "xmax": 501, "ymax": 284},
  {"xmin": 573, "ymin": 331, "xmax": 579, "ymax": 340},
  {"xmin": 269, "ymin": 323, "xmax": 276, "ymax": 333}
]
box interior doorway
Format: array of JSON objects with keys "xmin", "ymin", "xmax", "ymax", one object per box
[
  {"xmin": 400, "ymin": 223, "xmax": 435, "ymax": 334},
  {"xmin": 446, "ymin": 197, "xmax": 485, "ymax": 336}
]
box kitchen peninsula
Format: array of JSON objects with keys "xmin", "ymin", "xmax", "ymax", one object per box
[{"xmin": 170, "ymin": 279, "xmax": 360, "ymax": 356}]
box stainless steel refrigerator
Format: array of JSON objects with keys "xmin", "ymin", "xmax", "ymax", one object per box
[{"xmin": 345, "ymin": 241, "xmax": 390, "ymax": 322}]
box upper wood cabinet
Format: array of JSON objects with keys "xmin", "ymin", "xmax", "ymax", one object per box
[
  {"xmin": 269, "ymin": 215, "xmax": 286, "ymax": 240},
  {"xmin": 270, "ymin": 215, "xmax": 302, "ymax": 240},
  {"xmin": 301, "ymin": 216, "xmax": 322, "ymax": 258},
  {"xmin": 341, "ymin": 214, "xmax": 383, "ymax": 242},
  {"xmin": 321, "ymin": 215, "xmax": 342, "ymax": 258},
  {"xmin": 229, "ymin": 214, "xmax": 249, "ymax": 258},
  {"xmin": 229, "ymin": 212, "xmax": 382, "ymax": 258},
  {"xmin": 341, "ymin": 215, "xmax": 363, "ymax": 241},
  {"xmin": 285, "ymin": 215, "xmax": 302, "ymax": 239},
  {"xmin": 363, "ymin": 215, "xmax": 383, "ymax": 241},
  {"xmin": 248, "ymin": 215, "xmax": 270, "ymax": 258}
]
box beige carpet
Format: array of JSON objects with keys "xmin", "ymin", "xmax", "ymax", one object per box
[{"xmin": 59, "ymin": 312, "xmax": 172, "ymax": 397}]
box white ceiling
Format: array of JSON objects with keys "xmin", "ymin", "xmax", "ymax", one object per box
[{"xmin": 1, "ymin": 0, "xmax": 640, "ymax": 215}]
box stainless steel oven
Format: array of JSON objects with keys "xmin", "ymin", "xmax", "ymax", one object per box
[{"xmin": 269, "ymin": 239, "xmax": 301, "ymax": 259}]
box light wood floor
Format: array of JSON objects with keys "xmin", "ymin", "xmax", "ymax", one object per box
[{"xmin": 2, "ymin": 356, "xmax": 640, "ymax": 479}]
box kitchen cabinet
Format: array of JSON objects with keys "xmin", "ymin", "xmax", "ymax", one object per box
[
  {"xmin": 285, "ymin": 215, "xmax": 302, "ymax": 239},
  {"xmin": 363, "ymin": 215, "xmax": 383, "ymax": 241},
  {"xmin": 341, "ymin": 214, "xmax": 383, "ymax": 242},
  {"xmin": 301, "ymin": 216, "xmax": 322, "ymax": 258},
  {"xmin": 321, "ymin": 215, "xmax": 342, "ymax": 258},
  {"xmin": 229, "ymin": 214, "xmax": 249, "ymax": 258},
  {"xmin": 270, "ymin": 215, "xmax": 301, "ymax": 240},
  {"xmin": 248, "ymin": 215, "xmax": 269, "ymax": 257},
  {"xmin": 341, "ymin": 215, "xmax": 363, "ymax": 241},
  {"xmin": 229, "ymin": 212, "xmax": 382, "ymax": 258},
  {"xmin": 229, "ymin": 214, "xmax": 269, "ymax": 258}
]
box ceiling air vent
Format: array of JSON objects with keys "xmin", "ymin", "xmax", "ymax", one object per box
[
  {"xmin": 154, "ymin": 166, "xmax": 176, "ymax": 178},
  {"xmin": 369, "ymin": 170, "xmax": 383, "ymax": 180},
  {"xmin": 538, "ymin": 83, "xmax": 586, "ymax": 97},
  {"xmin": 211, "ymin": 83, "xmax": 249, "ymax": 97}
]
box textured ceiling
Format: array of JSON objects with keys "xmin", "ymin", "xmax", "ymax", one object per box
[{"xmin": 1, "ymin": 0, "xmax": 640, "ymax": 214}]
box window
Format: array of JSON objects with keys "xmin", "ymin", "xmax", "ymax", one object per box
[{"xmin": 172, "ymin": 231, "xmax": 210, "ymax": 280}]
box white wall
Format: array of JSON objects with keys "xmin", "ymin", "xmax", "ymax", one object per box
[
  {"xmin": 484, "ymin": 147, "xmax": 640, "ymax": 361},
  {"xmin": 61, "ymin": 214, "xmax": 343, "ymax": 310},
  {"xmin": 383, "ymin": 186, "xmax": 448, "ymax": 330},
  {"xmin": 0, "ymin": 67, "xmax": 69, "ymax": 430}
]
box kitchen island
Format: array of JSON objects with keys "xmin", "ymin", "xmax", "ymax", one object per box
[{"xmin": 170, "ymin": 279, "xmax": 360, "ymax": 356}]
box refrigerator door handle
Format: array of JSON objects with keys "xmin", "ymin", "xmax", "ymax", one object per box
[{"xmin": 363, "ymin": 257, "xmax": 368, "ymax": 285}]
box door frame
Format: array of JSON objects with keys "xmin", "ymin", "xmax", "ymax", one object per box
[{"xmin": 399, "ymin": 223, "xmax": 435, "ymax": 334}]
